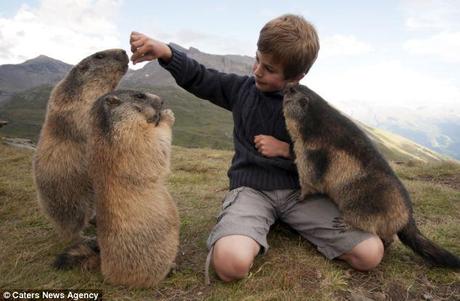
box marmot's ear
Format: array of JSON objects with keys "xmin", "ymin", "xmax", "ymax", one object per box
[
  {"xmin": 78, "ymin": 63, "xmax": 89, "ymax": 72},
  {"xmin": 105, "ymin": 95, "xmax": 122, "ymax": 107}
]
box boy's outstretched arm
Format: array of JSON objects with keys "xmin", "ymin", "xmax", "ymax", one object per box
[
  {"xmin": 130, "ymin": 31, "xmax": 172, "ymax": 64},
  {"xmin": 129, "ymin": 31, "xmax": 248, "ymax": 111}
]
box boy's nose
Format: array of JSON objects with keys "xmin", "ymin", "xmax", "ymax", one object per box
[{"xmin": 253, "ymin": 64, "xmax": 263, "ymax": 78}]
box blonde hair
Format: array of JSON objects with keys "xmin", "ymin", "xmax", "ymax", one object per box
[{"xmin": 257, "ymin": 14, "xmax": 320, "ymax": 79}]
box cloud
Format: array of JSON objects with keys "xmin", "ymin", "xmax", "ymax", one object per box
[
  {"xmin": 319, "ymin": 34, "xmax": 373, "ymax": 58},
  {"xmin": 401, "ymin": 1, "xmax": 460, "ymax": 63},
  {"xmin": 0, "ymin": 0, "xmax": 123, "ymax": 65},
  {"xmin": 402, "ymin": 0, "xmax": 460, "ymax": 31},
  {"xmin": 307, "ymin": 60, "xmax": 460, "ymax": 111},
  {"xmin": 404, "ymin": 31, "xmax": 460, "ymax": 63}
]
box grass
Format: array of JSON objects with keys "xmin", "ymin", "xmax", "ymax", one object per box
[{"xmin": 0, "ymin": 141, "xmax": 459, "ymax": 300}]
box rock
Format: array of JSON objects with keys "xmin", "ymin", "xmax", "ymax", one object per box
[
  {"xmin": 422, "ymin": 293, "xmax": 433, "ymax": 300},
  {"xmin": 372, "ymin": 292, "xmax": 387, "ymax": 301},
  {"xmin": 350, "ymin": 291, "xmax": 375, "ymax": 301},
  {"xmin": 2, "ymin": 137, "xmax": 36, "ymax": 150}
]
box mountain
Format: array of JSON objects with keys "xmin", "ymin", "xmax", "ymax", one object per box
[
  {"xmin": 120, "ymin": 43, "xmax": 254, "ymax": 88},
  {"xmin": 0, "ymin": 55, "xmax": 71, "ymax": 105},
  {"xmin": 0, "ymin": 46, "xmax": 454, "ymax": 162},
  {"xmin": 333, "ymin": 101, "xmax": 460, "ymax": 160}
]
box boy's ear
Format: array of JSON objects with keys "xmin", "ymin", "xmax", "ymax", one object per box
[
  {"xmin": 292, "ymin": 72, "xmax": 306, "ymax": 82},
  {"xmin": 285, "ymin": 72, "xmax": 306, "ymax": 86}
]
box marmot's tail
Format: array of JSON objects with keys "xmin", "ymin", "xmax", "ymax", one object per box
[
  {"xmin": 53, "ymin": 237, "xmax": 100, "ymax": 270},
  {"xmin": 397, "ymin": 217, "xmax": 460, "ymax": 269}
]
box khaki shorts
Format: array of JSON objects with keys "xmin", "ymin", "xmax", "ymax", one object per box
[{"xmin": 207, "ymin": 186, "xmax": 373, "ymax": 259}]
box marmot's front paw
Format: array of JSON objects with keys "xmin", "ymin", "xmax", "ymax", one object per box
[{"xmin": 161, "ymin": 109, "xmax": 175, "ymax": 126}]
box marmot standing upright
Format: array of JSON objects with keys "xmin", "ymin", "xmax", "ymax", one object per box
[
  {"xmin": 283, "ymin": 83, "xmax": 460, "ymax": 269},
  {"xmin": 33, "ymin": 49, "xmax": 128, "ymax": 244},
  {"xmin": 88, "ymin": 90, "xmax": 179, "ymax": 288}
]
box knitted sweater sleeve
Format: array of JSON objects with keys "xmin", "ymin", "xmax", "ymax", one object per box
[{"xmin": 159, "ymin": 45, "xmax": 248, "ymax": 111}]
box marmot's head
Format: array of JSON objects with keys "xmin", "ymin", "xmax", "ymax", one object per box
[
  {"xmin": 283, "ymin": 83, "xmax": 312, "ymax": 122},
  {"xmin": 60, "ymin": 49, "xmax": 129, "ymax": 100},
  {"xmin": 92, "ymin": 90, "xmax": 164, "ymax": 137}
]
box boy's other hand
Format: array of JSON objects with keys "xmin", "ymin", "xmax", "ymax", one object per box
[
  {"xmin": 254, "ymin": 135, "xmax": 290, "ymax": 158},
  {"xmin": 129, "ymin": 31, "xmax": 172, "ymax": 64}
]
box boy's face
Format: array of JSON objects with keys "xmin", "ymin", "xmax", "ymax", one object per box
[{"xmin": 253, "ymin": 51, "xmax": 289, "ymax": 92}]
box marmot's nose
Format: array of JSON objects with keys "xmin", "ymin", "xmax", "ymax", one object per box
[
  {"xmin": 144, "ymin": 106, "xmax": 160, "ymax": 124},
  {"xmin": 283, "ymin": 82, "xmax": 298, "ymax": 95},
  {"xmin": 115, "ymin": 49, "xmax": 129, "ymax": 63}
]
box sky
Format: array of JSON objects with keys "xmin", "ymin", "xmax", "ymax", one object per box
[{"xmin": 0, "ymin": 0, "xmax": 459, "ymax": 116}]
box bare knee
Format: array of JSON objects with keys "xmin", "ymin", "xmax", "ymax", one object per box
[
  {"xmin": 212, "ymin": 235, "xmax": 260, "ymax": 282},
  {"xmin": 340, "ymin": 235, "xmax": 384, "ymax": 271}
]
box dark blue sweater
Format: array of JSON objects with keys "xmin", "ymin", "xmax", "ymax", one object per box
[{"xmin": 160, "ymin": 46, "xmax": 300, "ymax": 190}]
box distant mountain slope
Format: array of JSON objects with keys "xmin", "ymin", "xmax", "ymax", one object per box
[
  {"xmin": 0, "ymin": 46, "xmax": 454, "ymax": 162},
  {"xmin": 334, "ymin": 101, "xmax": 460, "ymax": 160},
  {"xmin": 0, "ymin": 55, "xmax": 71, "ymax": 92},
  {"xmin": 0, "ymin": 55, "xmax": 71, "ymax": 106},
  {"xmin": 0, "ymin": 84, "xmax": 234, "ymax": 150},
  {"xmin": 120, "ymin": 43, "xmax": 254, "ymax": 88},
  {"xmin": 359, "ymin": 123, "xmax": 448, "ymax": 163},
  {"xmin": 0, "ymin": 83, "xmax": 449, "ymax": 163}
]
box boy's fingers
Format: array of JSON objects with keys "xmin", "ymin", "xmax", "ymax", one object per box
[
  {"xmin": 130, "ymin": 31, "xmax": 143, "ymax": 40},
  {"xmin": 130, "ymin": 51, "xmax": 143, "ymax": 63},
  {"xmin": 131, "ymin": 39, "xmax": 145, "ymax": 48},
  {"xmin": 132, "ymin": 54, "xmax": 155, "ymax": 64}
]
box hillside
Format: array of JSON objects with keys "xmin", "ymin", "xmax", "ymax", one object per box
[
  {"xmin": 0, "ymin": 55, "xmax": 71, "ymax": 105},
  {"xmin": 0, "ymin": 84, "xmax": 234, "ymax": 150},
  {"xmin": 0, "ymin": 83, "xmax": 451, "ymax": 163},
  {"xmin": 1, "ymin": 141, "xmax": 459, "ymax": 300},
  {"xmin": 0, "ymin": 46, "xmax": 456, "ymax": 161}
]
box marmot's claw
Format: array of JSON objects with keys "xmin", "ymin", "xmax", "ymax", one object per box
[
  {"xmin": 161, "ymin": 109, "xmax": 175, "ymax": 125},
  {"xmin": 332, "ymin": 217, "xmax": 351, "ymax": 233}
]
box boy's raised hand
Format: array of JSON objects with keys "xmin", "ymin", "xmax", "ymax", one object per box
[
  {"xmin": 130, "ymin": 31, "xmax": 172, "ymax": 64},
  {"xmin": 254, "ymin": 135, "xmax": 290, "ymax": 158}
]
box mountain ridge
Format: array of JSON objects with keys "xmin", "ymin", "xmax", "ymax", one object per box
[{"xmin": 0, "ymin": 46, "xmax": 456, "ymax": 162}]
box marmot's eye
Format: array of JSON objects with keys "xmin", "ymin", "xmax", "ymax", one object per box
[
  {"xmin": 135, "ymin": 93, "xmax": 146, "ymax": 99},
  {"xmin": 95, "ymin": 53, "xmax": 105, "ymax": 59},
  {"xmin": 133, "ymin": 105, "xmax": 142, "ymax": 112}
]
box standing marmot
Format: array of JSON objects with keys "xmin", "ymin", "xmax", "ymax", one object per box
[
  {"xmin": 283, "ymin": 83, "xmax": 460, "ymax": 269},
  {"xmin": 88, "ymin": 90, "xmax": 179, "ymax": 288},
  {"xmin": 33, "ymin": 49, "xmax": 128, "ymax": 244}
]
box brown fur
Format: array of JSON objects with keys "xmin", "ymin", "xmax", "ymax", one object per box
[
  {"xmin": 33, "ymin": 49, "xmax": 128, "ymax": 244},
  {"xmin": 88, "ymin": 90, "xmax": 179, "ymax": 288},
  {"xmin": 283, "ymin": 83, "xmax": 460, "ymax": 268}
]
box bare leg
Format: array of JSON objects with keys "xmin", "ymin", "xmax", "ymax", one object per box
[
  {"xmin": 339, "ymin": 235, "xmax": 384, "ymax": 271},
  {"xmin": 212, "ymin": 235, "xmax": 261, "ymax": 282}
]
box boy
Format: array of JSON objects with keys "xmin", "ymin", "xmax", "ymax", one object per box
[{"xmin": 130, "ymin": 14, "xmax": 384, "ymax": 282}]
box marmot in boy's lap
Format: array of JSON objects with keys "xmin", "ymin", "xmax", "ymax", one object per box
[
  {"xmin": 283, "ymin": 83, "xmax": 460, "ymax": 268},
  {"xmin": 33, "ymin": 49, "xmax": 128, "ymax": 243},
  {"xmin": 88, "ymin": 90, "xmax": 179, "ymax": 288}
]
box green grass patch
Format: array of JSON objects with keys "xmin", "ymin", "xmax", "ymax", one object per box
[{"xmin": 0, "ymin": 142, "xmax": 459, "ymax": 300}]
